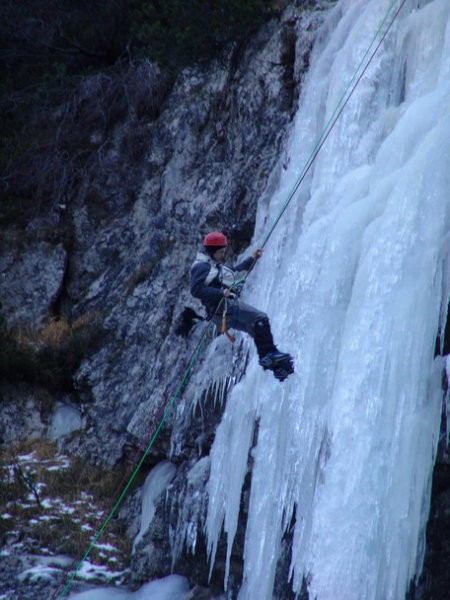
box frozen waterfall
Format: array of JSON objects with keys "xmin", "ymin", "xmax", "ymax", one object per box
[{"xmin": 205, "ymin": 0, "xmax": 450, "ymax": 599}]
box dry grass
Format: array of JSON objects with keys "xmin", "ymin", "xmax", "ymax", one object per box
[
  {"xmin": 1, "ymin": 312, "xmax": 105, "ymax": 392},
  {"xmin": 2, "ymin": 438, "xmax": 56, "ymax": 462},
  {"xmin": 0, "ymin": 439, "xmax": 132, "ymax": 577},
  {"xmin": 17, "ymin": 313, "xmax": 101, "ymax": 349}
]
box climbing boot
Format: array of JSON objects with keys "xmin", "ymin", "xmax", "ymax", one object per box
[
  {"xmin": 260, "ymin": 351, "xmax": 294, "ymax": 382},
  {"xmin": 272, "ymin": 361, "xmax": 294, "ymax": 382},
  {"xmin": 254, "ymin": 318, "xmax": 277, "ymax": 359},
  {"xmin": 259, "ymin": 351, "xmax": 294, "ymax": 373}
]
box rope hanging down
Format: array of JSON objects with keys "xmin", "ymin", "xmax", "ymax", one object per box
[{"xmin": 51, "ymin": 1, "xmax": 407, "ymax": 597}]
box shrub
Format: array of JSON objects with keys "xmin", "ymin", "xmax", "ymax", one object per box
[
  {"xmin": 0, "ymin": 309, "xmax": 106, "ymax": 393},
  {"xmin": 131, "ymin": 0, "xmax": 274, "ymax": 70},
  {"xmin": 0, "ymin": 0, "xmax": 274, "ymax": 222},
  {"xmin": 0, "ymin": 301, "xmax": 37, "ymax": 384}
]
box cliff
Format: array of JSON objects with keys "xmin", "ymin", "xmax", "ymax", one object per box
[{"xmin": 0, "ymin": 2, "xmax": 324, "ymax": 598}]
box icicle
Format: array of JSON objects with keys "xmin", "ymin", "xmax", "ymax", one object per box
[{"xmin": 133, "ymin": 461, "xmax": 176, "ymax": 553}]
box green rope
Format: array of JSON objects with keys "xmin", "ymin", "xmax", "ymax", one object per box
[
  {"xmin": 52, "ymin": 1, "xmax": 407, "ymax": 596},
  {"xmin": 53, "ymin": 326, "xmax": 213, "ymax": 599}
]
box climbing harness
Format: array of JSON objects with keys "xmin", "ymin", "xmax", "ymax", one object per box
[
  {"xmin": 230, "ymin": 277, "xmax": 246, "ymax": 297},
  {"xmin": 51, "ymin": 1, "xmax": 408, "ymax": 596}
]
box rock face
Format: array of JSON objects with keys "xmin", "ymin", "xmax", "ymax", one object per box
[
  {"xmin": 0, "ymin": 2, "xmax": 324, "ymax": 598},
  {"xmin": 408, "ymin": 359, "xmax": 450, "ymax": 600},
  {"xmin": 0, "ymin": 235, "xmax": 67, "ymax": 329},
  {"xmin": 417, "ymin": 439, "xmax": 450, "ymax": 599},
  {"xmin": 0, "ymin": 383, "xmax": 47, "ymax": 446}
]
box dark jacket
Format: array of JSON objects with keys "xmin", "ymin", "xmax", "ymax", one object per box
[{"xmin": 190, "ymin": 251, "xmax": 254, "ymax": 315}]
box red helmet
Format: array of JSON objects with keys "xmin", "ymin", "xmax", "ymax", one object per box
[{"xmin": 203, "ymin": 231, "xmax": 228, "ymax": 247}]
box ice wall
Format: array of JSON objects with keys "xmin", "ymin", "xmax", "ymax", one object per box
[{"xmin": 205, "ymin": 0, "xmax": 450, "ymax": 598}]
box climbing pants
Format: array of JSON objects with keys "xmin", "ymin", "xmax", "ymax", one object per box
[{"xmin": 213, "ymin": 299, "xmax": 277, "ymax": 358}]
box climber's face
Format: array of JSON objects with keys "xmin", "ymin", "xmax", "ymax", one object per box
[{"xmin": 212, "ymin": 247, "xmax": 227, "ymax": 263}]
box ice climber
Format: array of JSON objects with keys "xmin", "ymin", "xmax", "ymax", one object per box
[{"xmin": 190, "ymin": 231, "xmax": 294, "ymax": 381}]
